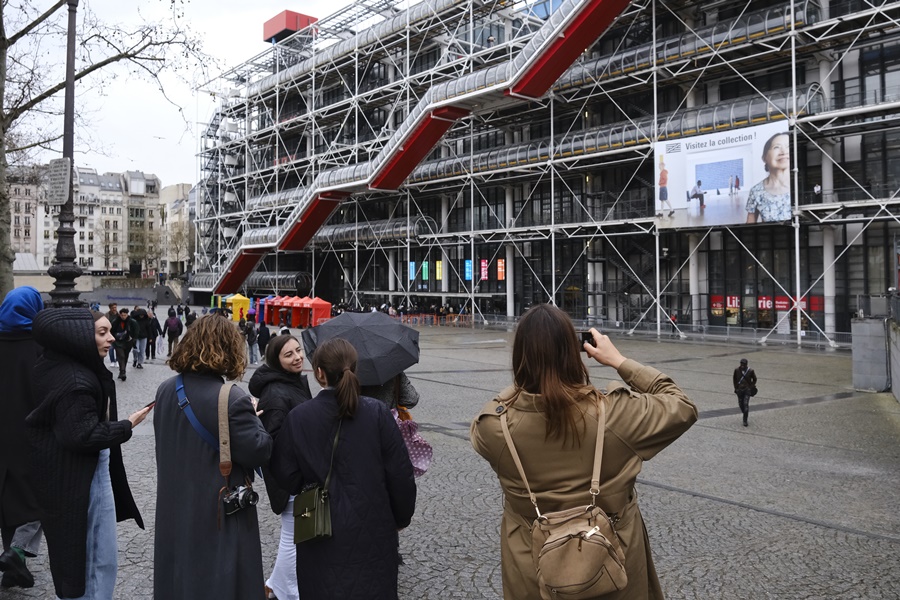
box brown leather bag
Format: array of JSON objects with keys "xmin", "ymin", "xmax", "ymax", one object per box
[{"xmin": 500, "ymin": 397, "xmax": 627, "ymax": 600}]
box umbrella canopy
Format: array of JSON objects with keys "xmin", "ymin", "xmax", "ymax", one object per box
[{"xmin": 301, "ymin": 311, "xmax": 419, "ymax": 386}]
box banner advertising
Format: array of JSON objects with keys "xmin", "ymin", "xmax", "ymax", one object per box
[{"xmin": 654, "ymin": 122, "xmax": 791, "ymax": 229}]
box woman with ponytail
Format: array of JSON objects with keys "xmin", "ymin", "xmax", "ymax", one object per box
[{"xmin": 270, "ymin": 338, "xmax": 416, "ymax": 600}]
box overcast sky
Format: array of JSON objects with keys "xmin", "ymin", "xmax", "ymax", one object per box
[{"xmin": 40, "ymin": 0, "xmax": 351, "ymax": 187}]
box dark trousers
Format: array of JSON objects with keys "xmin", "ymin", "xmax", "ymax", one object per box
[
  {"xmin": 167, "ymin": 334, "xmax": 179, "ymax": 356},
  {"xmin": 115, "ymin": 342, "xmax": 133, "ymax": 376},
  {"xmin": 736, "ymin": 391, "xmax": 750, "ymax": 423},
  {"xmin": 147, "ymin": 337, "xmax": 157, "ymax": 360}
]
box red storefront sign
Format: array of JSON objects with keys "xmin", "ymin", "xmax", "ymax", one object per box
[
  {"xmin": 774, "ymin": 296, "xmax": 809, "ymax": 310},
  {"xmin": 726, "ymin": 295, "xmax": 740, "ymax": 309},
  {"xmin": 757, "ymin": 296, "xmax": 773, "ymax": 310},
  {"xmin": 711, "ymin": 295, "xmax": 724, "ymax": 310}
]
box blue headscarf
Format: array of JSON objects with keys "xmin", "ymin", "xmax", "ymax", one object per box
[{"xmin": 0, "ymin": 286, "xmax": 44, "ymax": 332}]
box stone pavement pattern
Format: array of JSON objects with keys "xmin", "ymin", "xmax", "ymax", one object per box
[{"xmin": 2, "ymin": 323, "xmax": 899, "ymax": 599}]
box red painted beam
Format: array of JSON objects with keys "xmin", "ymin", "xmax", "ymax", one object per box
[
  {"xmin": 370, "ymin": 105, "xmax": 470, "ymax": 190},
  {"xmin": 511, "ymin": 0, "xmax": 631, "ymax": 98},
  {"xmin": 280, "ymin": 193, "xmax": 348, "ymax": 251},
  {"xmin": 215, "ymin": 249, "xmax": 268, "ymax": 294}
]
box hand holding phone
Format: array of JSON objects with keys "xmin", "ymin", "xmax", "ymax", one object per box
[
  {"xmin": 579, "ymin": 331, "xmax": 596, "ymax": 352},
  {"xmin": 144, "ymin": 400, "xmax": 156, "ymax": 409}
]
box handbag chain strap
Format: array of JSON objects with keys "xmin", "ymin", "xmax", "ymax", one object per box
[
  {"xmin": 500, "ymin": 395, "xmax": 606, "ymax": 519},
  {"xmin": 322, "ymin": 420, "xmax": 342, "ymax": 498}
]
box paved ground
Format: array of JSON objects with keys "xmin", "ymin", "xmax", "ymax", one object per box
[{"xmin": 3, "ymin": 320, "xmax": 899, "ymax": 599}]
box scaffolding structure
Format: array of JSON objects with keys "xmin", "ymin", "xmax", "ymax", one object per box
[{"xmin": 193, "ymin": 0, "xmax": 900, "ymax": 346}]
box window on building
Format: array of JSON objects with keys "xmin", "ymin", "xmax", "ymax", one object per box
[
  {"xmin": 13, "ymin": 216, "xmax": 20, "ymax": 226},
  {"xmin": 14, "ymin": 228, "xmax": 20, "ymax": 238},
  {"xmin": 88, "ymin": 232, "xmax": 93, "ymax": 240},
  {"xmin": 13, "ymin": 187, "xmax": 19, "ymax": 195},
  {"xmin": 44, "ymin": 256, "xmax": 49, "ymax": 266},
  {"xmin": 88, "ymin": 244, "xmax": 93, "ymax": 253},
  {"xmin": 44, "ymin": 231, "xmax": 49, "ymax": 239},
  {"xmin": 113, "ymin": 232, "xmax": 118, "ymax": 242},
  {"xmin": 14, "ymin": 202, "xmax": 20, "ymax": 212},
  {"xmin": 24, "ymin": 216, "xmax": 30, "ymax": 226},
  {"xmin": 102, "ymin": 207, "xmax": 107, "ymax": 214},
  {"xmin": 149, "ymin": 209, "xmax": 154, "ymax": 218},
  {"xmin": 79, "ymin": 218, "xmax": 85, "ymax": 227},
  {"xmin": 79, "ymin": 232, "xmax": 85, "ymax": 240},
  {"xmin": 105, "ymin": 219, "xmax": 110, "ymax": 228},
  {"xmin": 117, "ymin": 208, "xmax": 122, "ymax": 215},
  {"xmin": 24, "ymin": 229, "xmax": 30, "ymax": 238},
  {"xmin": 149, "ymin": 222, "xmax": 154, "ymax": 231},
  {"xmin": 88, "ymin": 257, "xmax": 93, "ymax": 267},
  {"xmin": 79, "ymin": 244, "xmax": 84, "ymax": 253},
  {"xmin": 24, "ymin": 189, "xmax": 30, "ymax": 196}
]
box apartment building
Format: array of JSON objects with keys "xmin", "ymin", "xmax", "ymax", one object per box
[
  {"xmin": 38, "ymin": 167, "xmax": 164, "ymax": 276},
  {"xmin": 8, "ymin": 166, "xmax": 41, "ymax": 255},
  {"xmin": 160, "ymin": 183, "xmax": 194, "ymax": 277},
  {"xmin": 192, "ymin": 0, "xmax": 900, "ymax": 344}
]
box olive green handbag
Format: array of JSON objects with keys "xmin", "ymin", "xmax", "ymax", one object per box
[{"xmin": 294, "ymin": 420, "xmax": 341, "ymax": 543}]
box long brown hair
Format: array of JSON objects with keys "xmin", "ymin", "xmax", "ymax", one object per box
[
  {"xmin": 512, "ymin": 304, "xmax": 592, "ymax": 442},
  {"xmin": 168, "ymin": 314, "xmax": 246, "ymax": 380},
  {"xmin": 312, "ymin": 338, "xmax": 360, "ymax": 418}
]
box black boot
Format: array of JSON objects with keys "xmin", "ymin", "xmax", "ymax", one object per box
[{"xmin": 0, "ymin": 548, "xmax": 34, "ymax": 588}]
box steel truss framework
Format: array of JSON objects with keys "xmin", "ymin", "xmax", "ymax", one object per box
[{"xmin": 195, "ymin": 0, "xmax": 900, "ymax": 346}]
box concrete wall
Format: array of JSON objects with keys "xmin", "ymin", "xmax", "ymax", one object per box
[
  {"xmin": 851, "ymin": 318, "xmax": 891, "ymax": 392},
  {"xmin": 12, "ymin": 274, "xmax": 180, "ymax": 309}
]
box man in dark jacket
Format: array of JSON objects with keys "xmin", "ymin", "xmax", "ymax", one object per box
[
  {"xmin": 105, "ymin": 303, "xmax": 118, "ymax": 365},
  {"xmin": 162, "ymin": 309, "xmax": 184, "ymax": 357},
  {"xmin": 733, "ymin": 357, "xmax": 757, "ymax": 427},
  {"xmin": 257, "ymin": 323, "xmax": 270, "ymax": 359},
  {"xmin": 130, "ymin": 307, "xmax": 150, "ymax": 369},
  {"xmin": 111, "ymin": 308, "xmax": 139, "ymax": 381},
  {"xmin": 0, "ymin": 287, "xmax": 44, "ymax": 589}
]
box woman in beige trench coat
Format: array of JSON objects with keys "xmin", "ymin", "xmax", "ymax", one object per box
[{"xmin": 471, "ymin": 304, "xmax": 697, "ymax": 600}]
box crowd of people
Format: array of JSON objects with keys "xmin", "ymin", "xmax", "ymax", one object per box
[{"xmin": 1, "ymin": 287, "xmax": 713, "ymax": 600}]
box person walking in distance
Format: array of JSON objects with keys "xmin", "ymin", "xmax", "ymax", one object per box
[
  {"xmin": 106, "ymin": 303, "xmax": 118, "ymax": 366},
  {"xmin": 111, "ymin": 308, "xmax": 139, "ymax": 382},
  {"xmin": 733, "ymin": 358, "xmax": 757, "ymax": 427},
  {"xmin": 163, "ymin": 309, "xmax": 183, "ymax": 357}
]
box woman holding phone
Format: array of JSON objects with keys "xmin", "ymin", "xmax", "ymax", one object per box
[
  {"xmin": 471, "ymin": 304, "xmax": 697, "ymax": 600},
  {"xmin": 26, "ymin": 309, "xmax": 150, "ymax": 599}
]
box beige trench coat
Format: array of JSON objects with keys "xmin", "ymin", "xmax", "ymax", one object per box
[{"xmin": 471, "ymin": 359, "xmax": 697, "ymax": 600}]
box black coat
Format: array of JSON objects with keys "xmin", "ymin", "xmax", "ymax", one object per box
[
  {"xmin": 257, "ymin": 324, "xmax": 270, "ymax": 353},
  {"xmin": 0, "ymin": 331, "xmax": 43, "ymax": 529},
  {"xmin": 248, "ymin": 364, "xmax": 312, "ymax": 514},
  {"xmin": 271, "ymin": 391, "xmax": 416, "ymax": 600},
  {"xmin": 153, "ymin": 373, "xmax": 273, "ymax": 600},
  {"xmin": 25, "ymin": 309, "xmax": 142, "ymax": 598}
]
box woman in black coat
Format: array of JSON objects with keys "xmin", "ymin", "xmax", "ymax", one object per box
[
  {"xmin": 25, "ymin": 309, "xmax": 150, "ymax": 599},
  {"xmin": 0, "ymin": 286, "xmax": 44, "ymax": 588},
  {"xmin": 248, "ymin": 334, "xmax": 312, "ymax": 600},
  {"xmin": 271, "ymin": 338, "xmax": 416, "ymax": 600}
]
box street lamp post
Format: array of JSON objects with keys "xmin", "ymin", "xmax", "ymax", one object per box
[{"xmin": 48, "ymin": 0, "xmax": 83, "ymax": 308}]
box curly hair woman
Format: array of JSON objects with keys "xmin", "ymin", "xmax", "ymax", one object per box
[
  {"xmin": 471, "ymin": 304, "xmax": 697, "ymax": 600},
  {"xmin": 152, "ymin": 315, "xmax": 272, "ymax": 600}
]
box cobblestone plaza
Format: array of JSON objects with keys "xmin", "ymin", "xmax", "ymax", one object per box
[{"xmin": 3, "ymin": 325, "xmax": 899, "ymax": 599}]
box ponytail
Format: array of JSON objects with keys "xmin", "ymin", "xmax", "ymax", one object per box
[
  {"xmin": 312, "ymin": 338, "xmax": 360, "ymax": 418},
  {"xmin": 335, "ymin": 367, "xmax": 360, "ymax": 418}
]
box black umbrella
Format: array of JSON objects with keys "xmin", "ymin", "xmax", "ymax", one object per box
[{"xmin": 301, "ymin": 311, "xmax": 420, "ymax": 386}]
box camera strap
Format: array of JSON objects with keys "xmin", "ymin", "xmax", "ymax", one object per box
[{"xmin": 217, "ymin": 382, "xmax": 235, "ymax": 530}]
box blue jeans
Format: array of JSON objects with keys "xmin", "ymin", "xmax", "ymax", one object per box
[
  {"xmin": 132, "ymin": 339, "xmax": 147, "ymax": 366},
  {"xmin": 60, "ymin": 449, "xmax": 117, "ymax": 600},
  {"xmin": 248, "ymin": 342, "xmax": 259, "ymax": 365}
]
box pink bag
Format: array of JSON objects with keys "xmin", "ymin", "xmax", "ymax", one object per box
[{"xmin": 391, "ymin": 409, "xmax": 432, "ymax": 478}]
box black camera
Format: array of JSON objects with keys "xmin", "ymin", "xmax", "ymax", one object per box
[{"xmin": 222, "ymin": 485, "xmax": 259, "ymax": 516}]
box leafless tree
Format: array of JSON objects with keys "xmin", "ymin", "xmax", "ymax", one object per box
[
  {"xmin": 0, "ymin": 1, "xmax": 211, "ymax": 294},
  {"xmin": 167, "ymin": 219, "xmax": 194, "ymax": 276}
]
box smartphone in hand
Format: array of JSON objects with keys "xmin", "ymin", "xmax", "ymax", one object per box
[
  {"xmin": 144, "ymin": 400, "xmax": 157, "ymax": 410},
  {"xmin": 579, "ymin": 331, "xmax": 596, "ymax": 352}
]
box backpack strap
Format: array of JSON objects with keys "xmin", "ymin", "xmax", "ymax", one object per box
[{"xmin": 499, "ymin": 396, "xmax": 607, "ymax": 519}]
